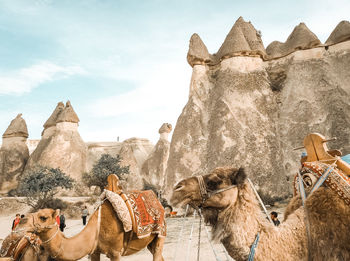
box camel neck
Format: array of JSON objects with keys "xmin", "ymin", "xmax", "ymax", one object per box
[
  {"xmin": 215, "ymin": 183, "xmax": 307, "ymax": 261},
  {"xmin": 43, "ymin": 210, "xmax": 99, "ymax": 260}
]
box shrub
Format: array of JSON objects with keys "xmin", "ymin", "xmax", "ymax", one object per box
[
  {"xmin": 17, "ymin": 166, "xmax": 74, "ymax": 210},
  {"xmin": 83, "ymin": 154, "xmax": 129, "ymax": 191}
]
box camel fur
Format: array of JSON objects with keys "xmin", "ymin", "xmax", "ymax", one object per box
[
  {"xmin": 24, "ymin": 201, "xmax": 164, "ymax": 261},
  {"xmin": 171, "ymin": 166, "xmax": 350, "ymax": 261}
]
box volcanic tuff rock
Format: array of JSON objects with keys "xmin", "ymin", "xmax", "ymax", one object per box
[
  {"xmin": 3, "ymin": 114, "xmax": 28, "ymax": 138},
  {"xmin": 25, "ymin": 101, "xmax": 87, "ymax": 181},
  {"xmin": 187, "ymin": 34, "xmax": 212, "ymax": 67},
  {"xmin": 118, "ymin": 138, "xmax": 154, "ymax": 190},
  {"xmin": 0, "ymin": 114, "xmax": 29, "ymax": 194},
  {"xmin": 86, "ymin": 138, "xmax": 154, "ymax": 190},
  {"xmin": 325, "ymin": 20, "xmax": 350, "ymax": 46},
  {"xmin": 266, "ymin": 23, "xmax": 321, "ymax": 59},
  {"xmin": 141, "ymin": 123, "xmax": 172, "ymax": 190},
  {"xmin": 164, "ymin": 18, "xmax": 350, "ymax": 201},
  {"xmin": 214, "ymin": 17, "xmax": 266, "ymax": 62}
]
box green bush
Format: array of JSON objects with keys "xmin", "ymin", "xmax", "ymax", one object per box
[
  {"xmin": 17, "ymin": 166, "xmax": 74, "ymax": 210},
  {"xmin": 83, "ymin": 154, "xmax": 129, "ymax": 191}
]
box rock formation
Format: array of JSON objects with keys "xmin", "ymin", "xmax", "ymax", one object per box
[
  {"xmin": 214, "ymin": 17, "xmax": 266, "ymax": 62},
  {"xmin": 118, "ymin": 138, "xmax": 154, "ymax": 190},
  {"xmin": 266, "ymin": 23, "xmax": 321, "ymax": 59},
  {"xmin": 141, "ymin": 123, "xmax": 172, "ymax": 190},
  {"xmin": 0, "ymin": 114, "xmax": 29, "ymax": 194},
  {"xmin": 86, "ymin": 138, "xmax": 154, "ymax": 190},
  {"xmin": 187, "ymin": 34, "xmax": 212, "ymax": 67},
  {"xmin": 164, "ymin": 18, "xmax": 350, "ymax": 201},
  {"xmin": 25, "ymin": 101, "xmax": 87, "ymax": 181},
  {"xmin": 325, "ymin": 20, "xmax": 350, "ymax": 46}
]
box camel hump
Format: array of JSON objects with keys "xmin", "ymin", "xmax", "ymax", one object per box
[{"xmin": 106, "ymin": 174, "xmax": 123, "ymax": 193}]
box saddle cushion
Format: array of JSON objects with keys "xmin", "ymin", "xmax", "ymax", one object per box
[
  {"xmin": 127, "ymin": 190, "xmax": 166, "ymax": 238},
  {"xmin": 100, "ymin": 189, "xmax": 132, "ymax": 232}
]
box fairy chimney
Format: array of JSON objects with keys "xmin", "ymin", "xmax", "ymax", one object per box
[{"xmin": 0, "ymin": 114, "xmax": 29, "ymax": 194}]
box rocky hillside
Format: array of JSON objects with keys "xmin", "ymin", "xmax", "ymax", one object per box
[{"xmin": 164, "ymin": 17, "xmax": 350, "ymax": 200}]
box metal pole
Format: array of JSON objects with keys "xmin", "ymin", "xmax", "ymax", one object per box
[
  {"xmin": 173, "ymin": 204, "xmax": 189, "ymax": 261},
  {"xmin": 203, "ymin": 225, "xmax": 222, "ymax": 261},
  {"xmin": 185, "ymin": 211, "xmax": 196, "ymax": 261},
  {"xmin": 247, "ymin": 178, "xmax": 274, "ymax": 225}
]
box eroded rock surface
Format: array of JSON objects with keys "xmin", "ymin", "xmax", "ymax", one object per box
[
  {"xmin": 266, "ymin": 23, "xmax": 321, "ymax": 59},
  {"xmin": 165, "ymin": 19, "xmax": 350, "ymax": 201},
  {"xmin": 325, "ymin": 20, "xmax": 350, "ymax": 46},
  {"xmin": 0, "ymin": 114, "xmax": 29, "ymax": 194},
  {"xmin": 25, "ymin": 101, "xmax": 87, "ymax": 181},
  {"xmin": 141, "ymin": 123, "xmax": 172, "ymax": 190}
]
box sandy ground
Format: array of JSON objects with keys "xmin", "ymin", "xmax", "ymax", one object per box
[{"xmin": 0, "ymin": 198, "xmax": 287, "ymax": 261}]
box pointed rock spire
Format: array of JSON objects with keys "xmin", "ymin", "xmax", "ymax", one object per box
[
  {"xmin": 215, "ymin": 17, "xmax": 266, "ymax": 61},
  {"xmin": 158, "ymin": 123, "xmax": 172, "ymax": 134},
  {"xmin": 325, "ymin": 20, "xmax": 350, "ymax": 45},
  {"xmin": 56, "ymin": 101, "xmax": 80, "ymax": 123},
  {"xmin": 187, "ymin": 33, "xmax": 212, "ymax": 67},
  {"xmin": 266, "ymin": 23, "xmax": 321, "ymax": 59},
  {"xmin": 43, "ymin": 102, "xmax": 65, "ymax": 129},
  {"xmin": 3, "ymin": 114, "xmax": 28, "ymax": 138}
]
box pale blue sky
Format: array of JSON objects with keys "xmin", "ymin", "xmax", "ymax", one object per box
[{"xmin": 0, "ymin": 0, "xmax": 349, "ymax": 143}]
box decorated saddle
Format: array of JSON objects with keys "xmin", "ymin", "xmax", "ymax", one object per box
[
  {"xmin": 0, "ymin": 232, "xmax": 41, "ymax": 260},
  {"xmin": 101, "ymin": 174, "xmax": 166, "ymax": 238},
  {"xmin": 293, "ymin": 133, "xmax": 350, "ymax": 206}
]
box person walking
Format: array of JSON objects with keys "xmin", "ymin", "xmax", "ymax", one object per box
[
  {"xmin": 59, "ymin": 211, "xmax": 66, "ymax": 232},
  {"xmin": 81, "ymin": 206, "xmax": 89, "ymax": 226},
  {"xmin": 12, "ymin": 214, "xmax": 21, "ymax": 231}
]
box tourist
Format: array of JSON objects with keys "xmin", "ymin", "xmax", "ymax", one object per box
[
  {"xmin": 59, "ymin": 211, "xmax": 66, "ymax": 232},
  {"xmin": 56, "ymin": 209, "xmax": 60, "ymax": 226},
  {"xmin": 12, "ymin": 214, "xmax": 21, "ymax": 230},
  {"xmin": 81, "ymin": 206, "xmax": 89, "ymax": 225},
  {"xmin": 270, "ymin": 211, "xmax": 280, "ymax": 226}
]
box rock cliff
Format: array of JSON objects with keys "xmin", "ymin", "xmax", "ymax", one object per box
[
  {"xmin": 25, "ymin": 101, "xmax": 87, "ymax": 181},
  {"xmin": 164, "ymin": 18, "xmax": 350, "ymax": 200},
  {"xmin": 141, "ymin": 123, "xmax": 172, "ymax": 190},
  {"xmin": 0, "ymin": 114, "xmax": 29, "ymax": 194}
]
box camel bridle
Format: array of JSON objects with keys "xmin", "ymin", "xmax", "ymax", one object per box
[{"xmin": 196, "ymin": 175, "xmax": 237, "ymax": 204}]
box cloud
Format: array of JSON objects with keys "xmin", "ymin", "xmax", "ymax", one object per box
[
  {"xmin": 0, "ymin": 61, "xmax": 84, "ymax": 95},
  {"xmin": 90, "ymin": 62, "xmax": 191, "ymax": 117}
]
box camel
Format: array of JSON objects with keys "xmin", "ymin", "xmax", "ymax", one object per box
[
  {"xmin": 0, "ymin": 228, "xmax": 50, "ymax": 261},
  {"xmin": 171, "ymin": 166, "xmax": 350, "ymax": 261},
  {"xmin": 23, "ymin": 200, "xmax": 165, "ymax": 261}
]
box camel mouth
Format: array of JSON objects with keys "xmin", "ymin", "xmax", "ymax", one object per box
[{"xmin": 170, "ymin": 191, "xmax": 192, "ymax": 207}]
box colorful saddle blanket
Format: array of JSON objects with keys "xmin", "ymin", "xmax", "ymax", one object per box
[
  {"xmin": 294, "ymin": 161, "xmax": 350, "ymax": 206},
  {"xmin": 127, "ymin": 190, "xmax": 166, "ymax": 238}
]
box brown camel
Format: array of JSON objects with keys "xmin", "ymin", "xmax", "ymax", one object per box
[
  {"xmin": 171, "ymin": 166, "xmax": 350, "ymax": 261},
  {"xmin": 24, "ymin": 201, "xmax": 164, "ymax": 261}
]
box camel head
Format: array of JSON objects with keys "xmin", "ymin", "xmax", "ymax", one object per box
[
  {"xmin": 171, "ymin": 167, "xmax": 246, "ymax": 209},
  {"xmin": 24, "ymin": 209, "xmax": 60, "ymax": 234}
]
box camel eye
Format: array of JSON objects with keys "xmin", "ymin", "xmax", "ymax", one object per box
[
  {"xmin": 40, "ymin": 216, "xmax": 48, "ymax": 222},
  {"xmin": 207, "ymin": 179, "xmax": 223, "ymax": 190}
]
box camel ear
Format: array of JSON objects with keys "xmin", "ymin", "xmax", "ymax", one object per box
[
  {"xmin": 52, "ymin": 209, "xmax": 60, "ymax": 219},
  {"xmin": 229, "ymin": 168, "xmax": 246, "ymax": 186}
]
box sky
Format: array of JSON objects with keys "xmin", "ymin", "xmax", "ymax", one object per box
[{"xmin": 0, "ymin": 0, "xmax": 349, "ymax": 144}]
